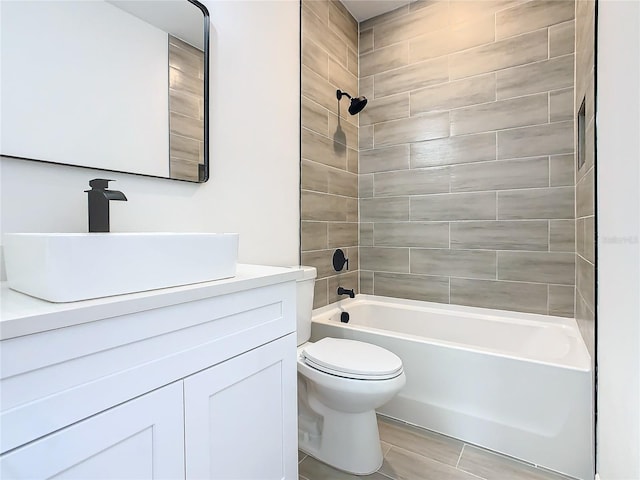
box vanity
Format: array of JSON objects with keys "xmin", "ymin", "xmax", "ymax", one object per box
[{"xmin": 0, "ymin": 265, "xmax": 301, "ymax": 479}]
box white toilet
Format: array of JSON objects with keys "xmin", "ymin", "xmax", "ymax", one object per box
[{"xmin": 296, "ymin": 266, "xmax": 406, "ymax": 475}]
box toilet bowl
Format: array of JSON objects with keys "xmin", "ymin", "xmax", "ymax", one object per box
[{"xmin": 295, "ymin": 266, "xmax": 406, "ymax": 474}]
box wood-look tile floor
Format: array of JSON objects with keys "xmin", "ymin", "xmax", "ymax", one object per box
[{"xmin": 298, "ymin": 416, "xmax": 575, "ymax": 480}]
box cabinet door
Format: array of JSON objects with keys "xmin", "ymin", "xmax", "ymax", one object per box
[
  {"xmin": 184, "ymin": 334, "xmax": 297, "ymax": 480},
  {"xmin": 0, "ymin": 382, "xmax": 184, "ymax": 480}
]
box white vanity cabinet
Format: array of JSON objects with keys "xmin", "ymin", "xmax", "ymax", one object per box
[
  {"xmin": 0, "ymin": 265, "xmax": 300, "ymax": 480},
  {"xmin": 0, "ymin": 382, "xmax": 185, "ymax": 480}
]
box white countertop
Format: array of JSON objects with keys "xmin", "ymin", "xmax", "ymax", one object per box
[{"xmin": 0, "ymin": 264, "xmax": 302, "ymax": 340}]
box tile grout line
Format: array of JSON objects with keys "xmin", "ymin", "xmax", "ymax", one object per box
[{"xmin": 456, "ymin": 443, "xmax": 466, "ymax": 468}]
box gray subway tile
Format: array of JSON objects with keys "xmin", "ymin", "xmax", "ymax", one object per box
[
  {"xmin": 411, "ymin": 192, "xmax": 496, "ymax": 221},
  {"xmin": 360, "ymin": 222, "xmax": 374, "ymax": 246},
  {"xmin": 584, "ymin": 216, "xmax": 595, "ymax": 264},
  {"xmin": 412, "ymin": 248, "xmax": 497, "ymax": 279},
  {"xmin": 374, "ymin": 272, "xmax": 449, "ymax": 303},
  {"xmin": 450, "ymin": 278, "xmax": 548, "ymax": 315},
  {"xmin": 576, "ymin": 167, "xmax": 595, "ymax": 218},
  {"xmin": 302, "ymin": 65, "xmax": 340, "ymax": 115},
  {"xmin": 302, "ymin": 97, "xmax": 328, "ymax": 136},
  {"xmin": 359, "ymin": 28, "xmax": 373, "ymax": 54},
  {"xmin": 374, "ymin": 167, "xmax": 450, "ymax": 197},
  {"xmin": 359, "ymin": 75, "xmax": 374, "ymax": 99},
  {"xmin": 347, "ymin": 46, "xmax": 358, "ymax": 77},
  {"xmin": 360, "ymin": 125, "xmax": 374, "ymax": 150},
  {"xmin": 496, "ymin": 0, "xmax": 575, "ymax": 40},
  {"xmin": 359, "ymin": 173, "xmax": 374, "ymax": 198},
  {"xmin": 498, "ymin": 121, "xmax": 574, "ymax": 159},
  {"xmin": 577, "ymin": 255, "xmax": 595, "ymax": 312},
  {"xmin": 575, "ymin": 291, "xmax": 595, "ymax": 361},
  {"xmin": 375, "ymin": 112, "xmax": 450, "ymax": 147},
  {"xmin": 549, "ymin": 285, "xmax": 575, "ymax": 318},
  {"xmin": 302, "ymin": 249, "xmax": 334, "ymax": 279},
  {"xmin": 328, "ymin": 113, "xmax": 357, "ymax": 150},
  {"xmin": 360, "ymin": 42, "xmax": 408, "ymax": 77},
  {"xmin": 302, "ymin": 5, "xmax": 347, "ymax": 67},
  {"xmin": 409, "ymin": 14, "xmax": 495, "ymax": 64},
  {"xmin": 451, "ymin": 221, "xmax": 549, "ymax": 251},
  {"xmin": 411, "ymin": 132, "xmax": 497, "ymax": 168},
  {"xmin": 328, "ymin": 1, "xmax": 357, "ymax": 53},
  {"xmin": 301, "ymin": 221, "xmax": 327, "ymax": 251},
  {"xmin": 301, "ymin": 159, "xmax": 329, "ymax": 193},
  {"xmin": 449, "ymin": 0, "xmax": 528, "ymax": 26},
  {"xmin": 450, "ymin": 93, "xmax": 548, "ymax": 136},
  {"xmin": 301, "ymin": 127, "xmax": 346, "ymax": 169},
  {"xmin": 360, "ymin": 270, "xmax": 374, "ymax": 294},
  {"xmin": 302, "ymin": 190, "xmax": 349, "ymax": 221},
  {"xmin": 313, "ymin": 278, "xmax": 328, "ymax": 309},
  {"xmin": 374, "ymin": 222, "xmax": 449, "ymax": 248},
  {"xmin": 498, "ymin": 187, "xmax": 575, "ymax": 220},
  {"xmin": 329, "ymin": 57, "xmax": 357, "ymax": 99},
  {"xmin": 302, "ymin": 37, "xmax": 328, "ymax": 79},
  {"xmin": 451, "ymin": 157, "xmax": 549, "ymax": 192},
  {"xmin": 497, "ymin": 55, "xmax": 574, "ymax": 100},
  {"xmin": 449, "ymin": 30, "xmax": 548, "ymax": 80},
  {"xmin": 327, "ymin": 222, "xmax": 358, "ymax": 247},
  {"xmin": 550, "ymin": 87, "xmax": 575, "ymax": 122},
  {"xmin": 411, "ymin": 74, "xmax": 496, "ymax": 116},
  {"xmin": 304, "ymin": 0, "xmax": 329, "ymax": 23},
  {"xmin": 360, "ymin": 145, "xmax": 410, "ymax": 174},
  {"xmin": 373, "ymin": 1, "xmax": 449, "ymax": 49},
  {"xmin": 360, "ymin": 247, "xmax": 410, "ymax": 272},
  {"xmin": 328, "ymin": 271, "xmax": 359, "ymax": 304},
  {"xmin": 550, "ymin": 219, "xmax": 575, "ymax": 252},
  {"xmin": 550, "ymin": 20, "xmax": 576, "ymax": 58},
  {"xmin": 361, "ymin": 197, "xmax": 410, "ymax": 222},
  {"xmin": 361, "ymin": 3, "xmax": 409, "ymax": 30},
  {"xmin": 328, "ymin": 168, "xmax": 357, "ymax": 197},
  {"xmin": 576, "ymin": 217, "xmax": 585, "ymax": 258},
  {"xmin": 498, "ymin": 251, "xmax": 575, "ymax": 285},
  {"xmin": 374, "ymin": 56, "xmax": 449, "ymax": 98},
  {"xmin": 360, "ymin": 92, "xmax": 410, "ymax": 127},
  {"xmin": 550, "ymin": 153, "xmax": 575, "ymax": 186}
]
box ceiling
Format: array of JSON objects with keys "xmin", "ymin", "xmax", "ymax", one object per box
[{"xmin": 341, "ymin": 0, "xmax": 408, "ymax": 22}]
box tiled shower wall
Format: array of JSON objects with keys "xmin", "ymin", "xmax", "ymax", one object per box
[
  {"xmin": 358, "ymin": 0, "xmax": 577, "ymax": 316},
  {"xmin": 574, "ymin": 0, "xmax": 596, "ymax": 358},
  {"xmin": 301, "ymin": 0, "xmax": 360, "ymax": 308},
  {"xmin": 169, "ymin": 35, "xmax": 205, "ymax": 182}
]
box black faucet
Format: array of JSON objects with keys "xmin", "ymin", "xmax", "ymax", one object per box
[
  {"xmin": 84, "ymin": 179, "xmax": 127, "ymax": 232},
  {"xmin": 337, "ymin": 287, "xmax": 355, "ymax": 299}
]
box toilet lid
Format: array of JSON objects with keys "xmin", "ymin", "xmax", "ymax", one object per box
[{"xmin": 302, "ymin": 338, "xmax": 403, "ymax": 380}]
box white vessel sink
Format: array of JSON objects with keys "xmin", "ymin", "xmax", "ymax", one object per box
[{"xmin": 3, "ymin": 233, "xmax": 239, "ymax": 302}]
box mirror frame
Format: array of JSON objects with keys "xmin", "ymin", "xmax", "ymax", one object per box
[{"xmin": 0, "ymin": 0, "xmax": 210, "ymax": 183}]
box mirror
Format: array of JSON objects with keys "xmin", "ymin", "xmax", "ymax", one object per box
[{"xmin": 0, "ymin": 0, "xmax": 209, "ymax": 183}]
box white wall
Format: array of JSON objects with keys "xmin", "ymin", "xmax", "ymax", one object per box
[
  {"xmin": 596, "ymin": 1, "xmax": 640, "ymax": 478},
  {"xmin": 0, "ymin": 0, "xmax": 300, "ymax": 275}
]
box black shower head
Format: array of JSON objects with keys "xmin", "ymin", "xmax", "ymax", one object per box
[{"xmin": 336, "ymin": 89, "xmax": 368, "ymax": 115}]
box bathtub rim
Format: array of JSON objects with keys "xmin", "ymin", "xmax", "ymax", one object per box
[{"xmin": 312, "ymin": 294, "xmax": 591, "ymax": 372}]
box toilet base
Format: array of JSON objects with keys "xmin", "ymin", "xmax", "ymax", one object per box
[{"xmin": 298, "ymin": 406, "xmax": 383, "ymax": 475}]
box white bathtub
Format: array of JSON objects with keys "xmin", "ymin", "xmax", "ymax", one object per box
[{"xmin": 311, "ymin": 295, "xmax": 593, "ymax": 480}]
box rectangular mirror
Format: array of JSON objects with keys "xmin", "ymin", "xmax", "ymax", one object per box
[{"xmin": 0, "ymin": 0, "xmax": 209, "ymax": 182}]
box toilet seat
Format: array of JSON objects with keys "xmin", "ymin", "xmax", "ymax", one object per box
[{"xmin": 301, "ymin": 338, "xmax": 403, "ymax": 380}]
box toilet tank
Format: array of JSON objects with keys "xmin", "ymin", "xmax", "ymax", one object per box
[{"xmin": 296, "ymin": 266, "xmax": 317, "ymax": 346}]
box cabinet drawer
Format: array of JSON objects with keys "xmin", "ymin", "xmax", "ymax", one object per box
[{"xmin": 0, "ymin": 382, "xmax": 184, "ymax": 480}]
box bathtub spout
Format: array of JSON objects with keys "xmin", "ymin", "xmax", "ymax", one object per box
[{"xmin": 337, "ymin": 287, "xmax": 355, "ymax": 298}]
